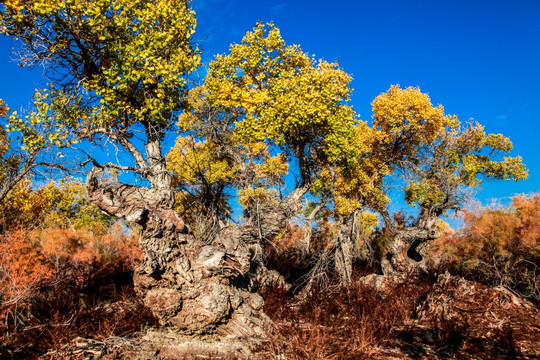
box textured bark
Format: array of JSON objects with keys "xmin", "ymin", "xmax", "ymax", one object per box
[
  {"xmin": 379, "ymin": 206, "xmax": 441, "ymax": 275},
  {"xmin": 216, "ymin": 186, "xmax": 307, "ymax": 291},
  {"xmin": 86, "ymin": 169, "xmax": 287, "ymax": 336},
  {"xmin": 334, "ymin": 222, "xmax": 354, "ymax": 283},
  {"xmin": 380, "ymin": 226, "xmax": 438, "ymax": 275}
]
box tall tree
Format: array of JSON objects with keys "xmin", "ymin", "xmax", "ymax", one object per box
[
  {"xmin": 0, "ymin": 0, "xmax": 278, "ymax": 335},
  {"xmin": 168, "ymin": 23, "xmax": 359, "ymax": 291},
  {"xmin": 306, "ymin": 121, "xmax": 385, "ymax": 283},
  {"xmin": 194, "ymin": 22, "xmax": 356, "ymax": 241},
  {"xmin": 371, "ymin": 85, "xmax": 527, "ymax": 274},
  {"xmin": 0, "ymin": 1, "xmax": 358, "ymax": 335}
]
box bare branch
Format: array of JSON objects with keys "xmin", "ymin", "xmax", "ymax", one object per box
[
  {"xmin": 0, "ymin": 152, "xmax": 37, "ymax": 202},
  {"xmin": 82, "ymin": 128, "xmax": 148, "ymax": 170}
]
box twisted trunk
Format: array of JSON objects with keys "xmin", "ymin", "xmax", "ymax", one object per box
[
  {"xmin": 380, "ymin": 228, "xmax": 431, "ymax": 275},
  {"xmin": 86, "ymin": 166, "xmax": 304, "ymax": 335},
  {"xmin": 217, "ymin": 186, "xmax": 308, "ymax": 291},
  {"xmin": 86, "ymin": 170, "xmax": 275, "ymax": 336},
  {"xmin": 380, "ymin": 208, "xmax": 440, "ymax": 275}
]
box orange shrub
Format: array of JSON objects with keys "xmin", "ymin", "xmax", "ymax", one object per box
[
  {"xmin": 38, "ymin": 223, "xmax": 142, "ymax": 267},
  {"xmin": 0, "ymin": 229, "xmax": 54, "ymax": 324},
  {"xmin": 432, "ymin": 194, "xmax": 540, "ymax": 301},
  {"xmin": 0, "ymin": 223, "xmax": 143, "ymax": 336},
  {"xmin": 513, "ymin": 194, "xmax": 540, "ymax": 254}
]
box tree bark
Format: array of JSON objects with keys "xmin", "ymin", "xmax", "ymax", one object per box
[
  {"xmin": 334, "ymin": 229, "xmax": 353, "ymax": 283},
  {"xmin": 380, "ymin": 225, "xmax": 439, "ymax": 276},
  {"xmin": 85, "ymin": 121, "xmax": 303, "ymax": 335},
  {"xmin": 86, "ymin": 169, "xmax": 276, "ymax": 336},
  {"xmin": 216, "ymin": 185, "xmax": 308, "ymax": 292}
]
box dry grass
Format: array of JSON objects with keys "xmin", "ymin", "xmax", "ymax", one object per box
[{"xmin": 261, "ymin": 274, "xmax": 435, "ymax": 359}]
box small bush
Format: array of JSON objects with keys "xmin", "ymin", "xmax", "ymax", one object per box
[
  {"xmin": 432, "ymin": 194, "xmax": 540, "ymax": 302},
  {"xmin": 0, "ymin": 225, "xmax": 155, "ymax": 359}
]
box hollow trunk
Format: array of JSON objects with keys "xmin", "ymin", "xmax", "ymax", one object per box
[
  {"xmin": 379, "ymin": 206, "xmax": 442, "ymax": 276},
  {"xmin": 380, "ymin": 226, "xmax": 437, "ymax": 276}
]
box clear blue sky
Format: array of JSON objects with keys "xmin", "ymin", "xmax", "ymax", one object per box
[
  {"xmin": 1, "ymin": 0, "xmax": 539, "ymax": 208},
  {"xmin": 194, "ymin": 0, "xmax": 540, "ymax": 206}
]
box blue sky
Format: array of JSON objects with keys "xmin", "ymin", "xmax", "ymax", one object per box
[
  {"xmin": 192, "ymin": 0, "xmax": 540, "ymax": 206},
  {"xmin": 0, "ymin": 0, "xmax": 539, "ymax": 210}
]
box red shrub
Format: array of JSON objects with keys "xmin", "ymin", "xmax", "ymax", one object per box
[
  {"xmin": 432, "ymin": 194, "xmax": 540, "ymax": 302},
  {"xmin": 0, "ymin": 225, "xmax": 153, "ymax": 359}
]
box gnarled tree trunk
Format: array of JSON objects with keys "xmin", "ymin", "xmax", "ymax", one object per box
[
  {"xmin": 380, "ymin": 220, "xmax": 440, "ymax": 275},
  {"xmin": 86, "ymin": 169, "xmax": 303, "ymax": 336},
  {"xmin": 379, "ymin": 207, "xmax": 438, "ymax": 275}
]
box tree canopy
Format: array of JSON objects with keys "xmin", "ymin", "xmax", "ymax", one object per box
[
  {"xmin": 0, "ymin": 0, "xmax": 529, "ymax": 334},
  {"xmin": 1, "ymin": 0, "xmax": 200, "ymax": 201}
]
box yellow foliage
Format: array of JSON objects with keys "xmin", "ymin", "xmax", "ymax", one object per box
[
  {"xmin": 371, "ymin": 85, "xmax": 527, "ymax": 211},
  {"xmin": 204, "ymin": 22, "xmax": 356, "ymax": 182},
  {"xmin": 167, "ymin": 136, "xmax": 236, "ymax": 186},
  {"xmin": 0, "ymin": 0, "xmax": 200, "ymax": 149},
  {"xmin": 372, "ymin": 85, "xmax": 456, "ymax": 158},
  {"xmin": 0, "ymin": 177, "xmax": 112, "ymax": 234}
]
